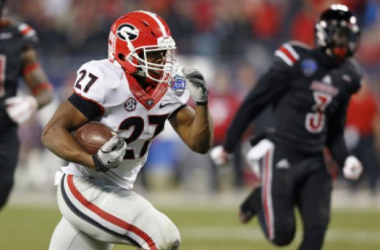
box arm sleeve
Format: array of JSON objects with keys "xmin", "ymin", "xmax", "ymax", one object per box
[
  {"xmin": 69, "ymin": 61, "xmax": 107, "ymax": 119},
  {"xmin": 18, "ymin": 23, "xmax": 39, "ymax": 49},
  {"xmin": 325, "ymin": 99, "xmax": 350, "ymax": 168},
  {"xmin": 68, "ymin": 93, "xmax": 103, "ymax": 120},
  {"xmin": 223, "ymin": 60, "xmax": 292, "ymax": 153},
  {"xmin": 326, "ymin": 60, "xmax": 362, "ymax": 168}
]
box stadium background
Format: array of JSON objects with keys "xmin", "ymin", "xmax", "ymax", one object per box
[{"xmin": 1, "ymin": 0, "xmax": 380, "ymax": 249}]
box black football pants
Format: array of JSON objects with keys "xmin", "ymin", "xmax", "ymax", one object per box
[
  {"xmin": 0, "ymin": 126, "xmax": 20, "ymax": 210},
  {"xmin": 243, "ymin": 143, "xmax": 332, "ymax": 250}
]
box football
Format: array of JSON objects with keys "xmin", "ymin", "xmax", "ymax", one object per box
[{"xmin": 72, "ymin": 122, "xmax": 116, "ymax": 154}]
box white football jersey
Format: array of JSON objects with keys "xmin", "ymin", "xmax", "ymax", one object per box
[{"xmin": 63, "ymin": 59, "xmax": 189, "ymax": 189}]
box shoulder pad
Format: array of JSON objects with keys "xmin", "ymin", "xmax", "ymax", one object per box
[
  {"xmin": 346, "ymin": 58, "xmax": 363, "ymax": 92},
  {"xmin": 17, "ymin": 23, "xmax": 39, "ymax": 47},
  {"xmin": 347, "ymin": 58, "xmax": 363, "ymax": 78},
  {"xmin": 73, "ymin": 60, "xmax": 107, "ymax": 104},
  {"xmin": 89, "ymin": 60, "xmax": 124, "ymax": 89},
  {"xmin": 18, "ymin": 23, "xmax": 37, "ymax": 39},
  {"xmin": 274, "ymin": 42, "xmax": 302, "ymax": 67},
  {"xmin": 288, "ymin": 40, "xmax": 312, "ymax": 50}
]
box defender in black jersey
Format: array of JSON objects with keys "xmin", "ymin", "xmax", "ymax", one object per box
[
  {"xmin": 0, "ymin": 4, "xmax": 53, "ymax": 210},
  {"xmin": 211, "ymin": 4, "xmax": 363, "ymax": 250}
]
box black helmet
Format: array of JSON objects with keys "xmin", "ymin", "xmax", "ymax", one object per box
[{"xmin": 315, "ymin": 4, "xmax": 360, "ymax": 60}]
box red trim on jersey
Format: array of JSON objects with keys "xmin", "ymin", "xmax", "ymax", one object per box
[
  {"xmin": 32, "ymin": 83, "xmax": 53, "ymax": 95},
  {"xmin": 74, "ymin": 91, "xmax": 105, "ymax": 116},
  {"xmin": 279, "ymin": 46, "xmax": 297, "ymax": 63},
  {"xmin": 66, "ymin": 175, "xmax": 158, "ymax": 250},
  {"xmin": 23, "ymin": 62, "xmax": 40, "ymax": 75},
  {"xmin": 126, "ymin": 73, "xmax": 167, "ymax": 110},
  {"xmin": 20, "ymin": 26, "xmax": 33, "ymax": 36}
]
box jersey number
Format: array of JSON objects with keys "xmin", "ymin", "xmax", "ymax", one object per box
[
  {"xmin": 0, "ymin": 55, "xmax": 6, "ymax": 97},
  {"xmin": 119, "ymin": 114, "xmax": 169, "ymax": 159},
  {"xmin": 75, "ymin": 70, "xmax": 98, "ymax": 93},
  {"xmin": 305, "ymin": 92, "xmax": 332, "ymax": 133}
]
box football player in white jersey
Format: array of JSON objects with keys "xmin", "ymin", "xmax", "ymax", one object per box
[{"xmin": 42, "ymin": 10, "xmax": 213, "ymax": 250}]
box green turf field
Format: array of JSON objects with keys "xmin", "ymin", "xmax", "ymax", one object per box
[{"xmin": 0, "ymin": 204, "xmax": 379, "ymax": 250}]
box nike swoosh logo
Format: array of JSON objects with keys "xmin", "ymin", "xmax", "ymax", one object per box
[
  {"xmin": 159, "ymin": 103, "xmax": 172, "ymax": 108},
  {"xmin": 107, "ymin": 159, "xmax": 119, "ymax": 164}
]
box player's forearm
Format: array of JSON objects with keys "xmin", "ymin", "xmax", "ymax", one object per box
[
  {"xmin": 326, "ymin": 134, "xmax": 349, "ymax": 168},
  {"xmin": 187, "ymin": 105, "xmax": 214, "ymax": 154},
  {"xmin": 34, "ymin": 88, "xmax": 53, "ymax": 109},
  {"xmin": 41, "ymin": 126, "xmax": 95, "ymax": 169},
  {"xmin": 223, "ymin": 71, "xmax": 287, "ymax": 153}
]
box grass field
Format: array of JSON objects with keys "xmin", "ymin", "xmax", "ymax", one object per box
[{"xmin": 0, "ymin": 202, "xmax": 379, "ymax": 250}]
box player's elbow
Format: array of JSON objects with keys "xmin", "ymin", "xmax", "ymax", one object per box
[
  {"xmin": 192, "ymin": 146, "xmax": 210, "ymax": 154},
  {"xmin": 190, "ymin": 140, "xmax": 212, "ymax": 154},
  {"xmin": 35, "ymin": 88, "xmax": 54, "ymax": 109},
  {"xmin": 41, "ymin": 128, "xmax": 50, "ymax": 147},
  {"xmin": 41, "ymin": 125, "xmax": 55, "ymax": 149}
]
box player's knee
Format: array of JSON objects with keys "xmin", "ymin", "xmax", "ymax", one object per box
[
  {"xmin": 154, "ymin": 214, "xmax": 181, "ymax": 250},
  {"xmin": 158, "ymin": 223, "xmax": 181, "ymax": 250},
  {"xmin": 0, "ymin": 176, "xmax": 14, "ymax": 209}
]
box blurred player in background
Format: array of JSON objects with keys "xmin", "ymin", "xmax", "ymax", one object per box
[
  {"xmin": 42, "ymin": 10, "xmax": 213, "ymax": 250},
  {"xmin": 211, "ymin": 4, "xmax": 363, "ymax": 250},
  {"xmin": 345, "ymin": 77, "xmax": 380, "ymax": 194},
  {"xmin": 0, "ymin": 0, "xmax": 53, "ymax": 211}
]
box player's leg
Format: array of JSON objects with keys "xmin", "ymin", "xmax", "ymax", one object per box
[
  {"xmin": 261, "ymin": 146, "xmax": 297, "ymax": 246},
  {"xmin": 239, "ymin": 138, "xmax": 269, "ymax": 223},
  {"xmin": 58, "ymin": 174, "xmax": 180, "ymax": 250},
  {"xmin": 49, "ymin": 217, "xmax": 112, "ymax": 250},
  {"xmin": 0, "ymin": 127, "xmax": 19, "ymax": 210},
  {"xmin": 239, "ymin": 183, "xmax": 261, "ymax": 223},
  {"xmin": 297, "ymin": 155, "xmax": 332, "ymax": 250},
  {"xmin": 244, "ymin": 142, "xmax": 297, "ymax": 246}
]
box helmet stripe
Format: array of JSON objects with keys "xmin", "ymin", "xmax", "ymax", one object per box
[{"xmin": 138, "ymin": 10, "xmax": 168, "ymax": 37}]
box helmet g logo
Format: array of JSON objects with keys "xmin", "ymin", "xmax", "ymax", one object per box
[{"xmin": 117, "ymin": 24, "xmax": 139, "ymax": 41}]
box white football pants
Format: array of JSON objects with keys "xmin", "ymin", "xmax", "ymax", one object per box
[{"xmin": 49, "ymin": 174, "xmax": 180, "ymax": 250}]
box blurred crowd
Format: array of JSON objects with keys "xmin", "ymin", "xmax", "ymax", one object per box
[{"xmin": 9, "ymin": 0, "xmax": 380, "ymax": 194}]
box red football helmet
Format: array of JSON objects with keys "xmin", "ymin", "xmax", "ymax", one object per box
[{"xmin": 108, "ymin": 10, "xmax": 177, "ymax": 84}]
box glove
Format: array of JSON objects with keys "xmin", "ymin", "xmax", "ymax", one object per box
[
  {"xmin": 182, "ymin": 67, "xmax": 208, "ymax": 105},
  {"xmin": 343, "ymin": 155, "xmax": 363, "ymax": 180},
  {"xmin": 210, "ymin": 145, "xmax": 233, "ymax": 166},
  {"xmin": 5, "ymin": 96, "xmax": 38, "ymax": 124},
  {"xmin": 92, "ymin": 136, "xmax": 127, "ymax": 172}
]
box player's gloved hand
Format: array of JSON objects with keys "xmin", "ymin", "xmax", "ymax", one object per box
[
  {"xmin": 5, "ymin": 96, "xmax": 38, "ymax": 125},
  {"xmin": 343, "ymin": 155, "xmax": 363, "ymax": 180},
  {"xmin": 92, "ymin": 136, "xmax": 127, "ymax": 172},
  {"xmin": 182, "ymin": 67, "xmax": 208, "ymax": 105},
  {"xmin": 210, "ymin": 145, "xmax": 233, "ymax": 166}
]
